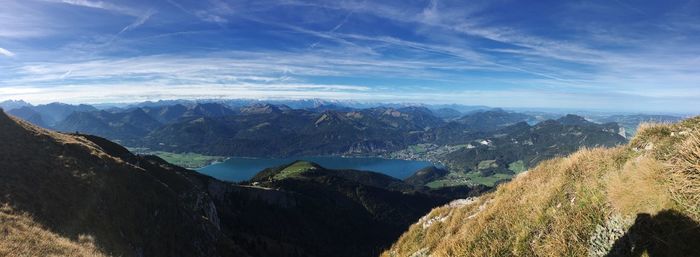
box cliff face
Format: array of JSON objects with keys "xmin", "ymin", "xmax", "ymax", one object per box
[{"xmin": 382, "ymin": 117, "xmax": 700, "ymax": 257}]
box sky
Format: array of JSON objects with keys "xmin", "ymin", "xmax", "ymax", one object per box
[{"xmin": 0, "ymin": 0, "xmax": 699, "ymax": 113}]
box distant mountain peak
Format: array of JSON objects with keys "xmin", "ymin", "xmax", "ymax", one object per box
[
  {"xmin": 240, "ymin": 103, "xmax": 282, "ymax": 114},
  {"xmin": 187, "ymin": 102, "xmax": 235, "ymax": 117},
  {"xmin": 0, "ymin": 99, "xmax": 31, "ymax": 111},
  {"xmin": 382, "ymin": 108, "xmax": 404, "ymax": 117},
  {"xmin": 398, "ymin": 106, "xmax": 433, "ymax": 113},
  {"xmin": 556, "ymin": 114, "xmax": 592, "ymax": 126},
  {"xmin": 455, "ymin": 109, "xmax": 534, "ymax": 132},
  {"xmin": 315, "ymin": 111, "xmax": 348, "ymax": 126}
]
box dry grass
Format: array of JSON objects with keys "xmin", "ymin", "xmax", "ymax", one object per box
[
  {"xmin": 607, "ymin": 156, "xmax": 672, "ymax": 216},
  {"xmin": 669, "ymin": 131, "xmax": 700, "ymax": 220},
  {"xmin": 384, "ymin": 148, "xmax": 623, "ymax": 257},
  {"xmin": 382, "ymin": 117, "xmax": 700, "ymax": 257},
  {"xmin": 634, "ymin": 117, "xmax": 700, "ymax": 220},
  {"xmin": 0, "ymin": 205, "xmax": 108, "ymax": 257}
]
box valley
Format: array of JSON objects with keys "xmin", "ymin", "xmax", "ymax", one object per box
[
  {"xmin": 0, "ymin": 110, "xmax": 486, "ymax": 257},
  {"xmin": 1, "ymin": 100, "xmax": 641, "ymax": 188},
  {"xmin": 127, "ymin": 148, "xmax": 227, "ymax": 169}
]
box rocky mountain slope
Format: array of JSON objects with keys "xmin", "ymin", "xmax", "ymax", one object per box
[{"xmin": 382, "ymin": 117, "xmax": 700, "ymax": 257}]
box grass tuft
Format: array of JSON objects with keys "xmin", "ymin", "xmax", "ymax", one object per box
[{"xmin": 669, "ymin": 132, "xmax": 700, "ymax": 220}]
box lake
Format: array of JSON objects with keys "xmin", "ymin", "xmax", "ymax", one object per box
[{"xmin": 197, "ymin": 156, "xmax": 435, "ymax": 182}]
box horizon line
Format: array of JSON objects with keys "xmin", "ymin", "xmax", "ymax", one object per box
[{"xmin": 0, "ymin": 97, "xmax": 694, "ymax": 116}]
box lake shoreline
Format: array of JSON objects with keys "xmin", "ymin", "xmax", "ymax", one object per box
[{"xmin": 197, "ymin": 156, "xmax": 438, "ymax": 182}]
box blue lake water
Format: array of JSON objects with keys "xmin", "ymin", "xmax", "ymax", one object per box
[{"xmin": 197, "ymin": 156, "xmax": 435, "ymax": 182}]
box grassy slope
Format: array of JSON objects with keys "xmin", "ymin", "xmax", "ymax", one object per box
[
  {"xmin": 127, "ymin": 147, "xmax": 225, "ymax": 168},
  {"xmin": 383, "ymin": 117, "xmax": 700, "ymax": 257},
  {"xmin": 426, "ymin": 172, "xmax": 512, "ymax": 188},
  {"xmin": 273, "ymin": 161, "xmax": 317, "ymax": 180},
  {"xmin": 0, "ymin": 205, "xmax": 107, "ymax": 257},
  {"xmin": 149, "ymin": 151, "xmax": 225, "ymax": 168}
]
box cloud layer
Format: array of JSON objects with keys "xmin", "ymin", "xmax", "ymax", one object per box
[
  {"xmin": 0, "ymin": 48, "xmax": 14, "ymax": 57},
  {"xmin": 0, "ymin": 0, "xmax": 698, "ymax": 113}
]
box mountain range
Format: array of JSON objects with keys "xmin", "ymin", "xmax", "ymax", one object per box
[
  {"xmin": 387, "ymin": 114, "xmax": 627, "ymax": 187},
  {"xmin": 442, "ymin": 115, "xmax": 625, "ymax": 174},
  {"xmin": 8, "ymin": 102, "xmax": 97, "ymax": 127},
  {"xmin": 2, "ymin": 100, "xmax": 635, "ymax": 188},
  {"xmin": 7, "ymin": 101, "xmax": 630, "ymax": 157}
]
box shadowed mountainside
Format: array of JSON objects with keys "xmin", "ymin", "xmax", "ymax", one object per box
[{"xmin": 0, "ymin": 109, "xmax": 244, "ymax": 257}]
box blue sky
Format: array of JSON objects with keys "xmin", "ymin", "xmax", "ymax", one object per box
[{"xmin": 0, "ymin": 0, "xmax": 699, "ymax": 113}]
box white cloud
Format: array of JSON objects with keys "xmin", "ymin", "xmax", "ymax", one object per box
[
  {"xmin": 194, "ymin": 11, "xmax": 228, "ymax": 24},
  {"xmin": 118, "ymin": 10, "xmax": 155, "ymax": 34},
  {"xmin": 167, "ymin": 0, "xmax": 231, "ymax": 24},
  {"xmin": 420, "ymin": 0, "xmax": 440, "ymax": 24},
  {"xmin": 2, "ymin": 46, "xmax": 698, "ymax": 109},
  {"xmin": 4, "ymin": 51, "xmax": 485, "ymax": 86},
  {"xmin": 0, "ymin": 83, "xmax": 373, "ymax": 105},
  {"xmin": 0, "ymin": 47, "xmax": 15, "ymax": 57},
  {"xmin": 50, "ymin": 0, "xmax": 140, "ymax": 16}
]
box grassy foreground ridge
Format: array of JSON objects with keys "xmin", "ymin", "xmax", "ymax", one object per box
[
  {"xmin": 0, "ymin": 205, "xmax": 106, "ymax": 257},
  {"xmin": 382, "ymin": 117, "xmax": 700, "ymax": 257}
]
